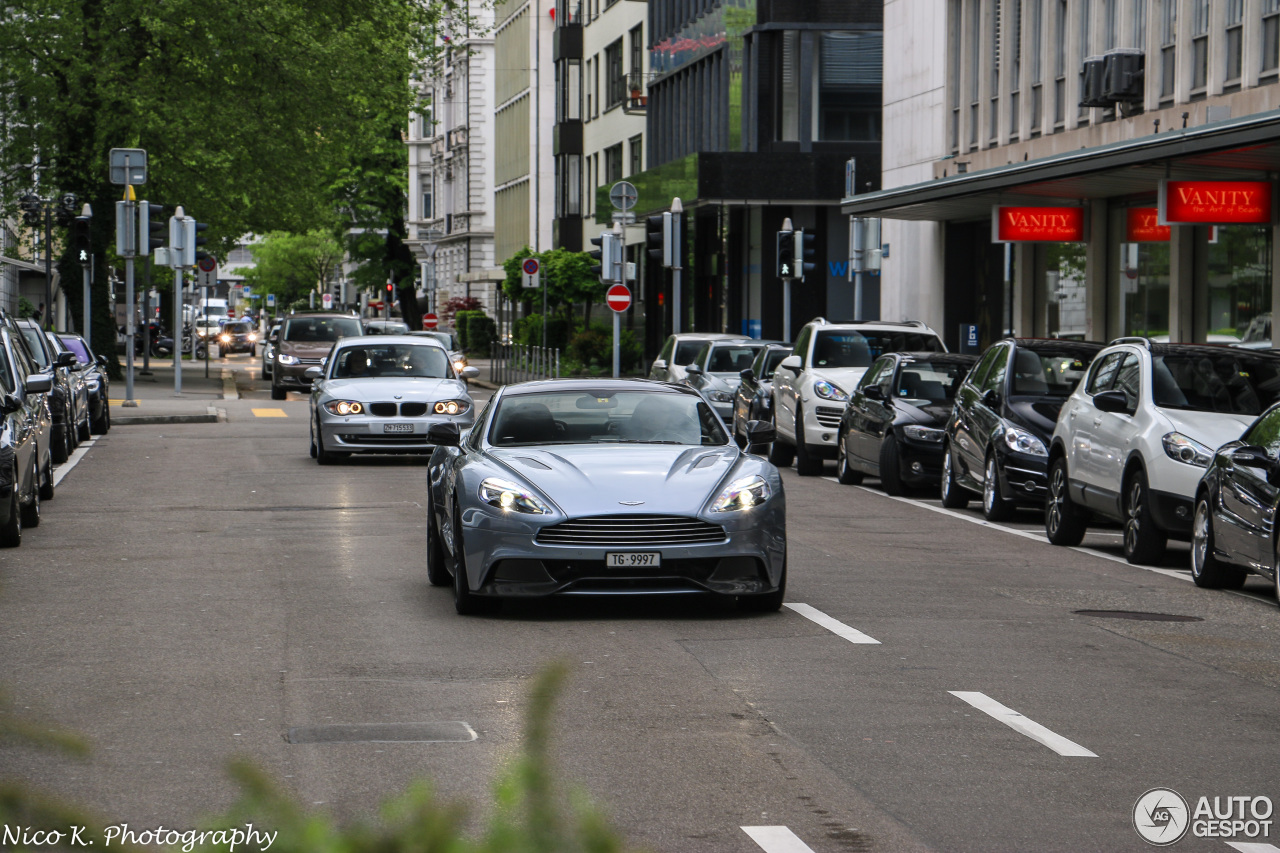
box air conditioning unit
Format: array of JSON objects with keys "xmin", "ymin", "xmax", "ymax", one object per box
[
  {"xmin": 1080, "ymin": 56, "xmax": 1108, "ymax": 108},
  {"xmin": 1103, "ymin": 48, "xmax": 1145, "ymax": 102}
]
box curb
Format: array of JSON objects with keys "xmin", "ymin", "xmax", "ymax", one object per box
[{"xmin": 114, "ymin": 414, "xmax": 220, "ymax": 425}]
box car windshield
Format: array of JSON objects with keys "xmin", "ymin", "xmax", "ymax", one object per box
[
  {"xmin": 367, "ymin": 322, "xmax": 409, "ymax": 335},
  {"xmin": 707, "ymin": 344, "xmax": 763, "ymax": 373},
  {"xmin": 58, "ymin": 337, "xmax": 91, "ymax": 363},
  {"xmin": 224, "ymin": 323, "xmax": 252, "ymax": 334},
  {"xmin": 331, "ymin": 344, "xmax": 450, "ymax": 379},
  {"xmin": 812, "ymin": 330, "xmax": 943, "ymax": 368},
  {"xmin": 17, "ymin": 328, "xmax": 49, "ymax": 367},
  {"xmin": 1152, "ymin": 352, "xmax": 1280, "ymax": 415},
  {"xmin": 489, "ymin": 390, "xmax": 729, "ymax": 447},
  {"xmin": 1011, "ymin": 349, "xmax": 1094, "ymax": 397},
  {"xmin": 674, "ymin": 340, "xmax": 710, "ymax": 365},
  {"xmin": 895, "ymin": 361, "xmax": 968, "ymax": 405},
  {"xmin": 282, "ymin": 317, "xmax": 363, "ymax": 342}
]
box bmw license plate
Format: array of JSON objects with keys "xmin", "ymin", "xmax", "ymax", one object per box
[
  {"xmin": 606, "ymin": 552, "xmax": 661, "ymax": 568},
  {"xmin": 382, "ymin": 423, "xmax": 414, "ymax": 434}
]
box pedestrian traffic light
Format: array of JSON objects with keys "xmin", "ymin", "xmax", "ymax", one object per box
[
  {"xmin": 138, "ymin": 201, "xmax": 167, "ymax": 256},
  {"xmin": 796, "ymin": 228, "xmax": 816, "ymax": 281},
  {"xmin": 776, "ymin": 229, "xmax": 795, "ymax": 279},
  {"xmin": 72, "ymin": 214, "xmax": 92, "ymax": 262},
  {"xmin": 646, "ymin": 212, "xmax": 672, "ymax": 267}
]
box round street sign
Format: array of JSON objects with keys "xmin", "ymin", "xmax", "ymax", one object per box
[
  {"xmin": 609, "ymin": 181, "xmax": 638, "ymax": 211},
  {"xmin": 197, "ymin": 256, "xmax": 216, "ymax": 272},
  {"xmin": 606, "ymin": 283, "xmax": 631, "ymax": 313},
  {"xmin": 521, "ymin": 258, "xmax": 540, "ymax": 276},
  {"xmin": 423, "ymin": 312, "xmax": 439, "ymax": 330}
]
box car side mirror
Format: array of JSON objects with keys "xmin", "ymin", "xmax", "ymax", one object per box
[
  {"xmin": 96, "ymin": 355, "xmax": 108, "ymax": 367},
  {"xmin": 779, "ymin": 355, "xmax": 802, "ymax": 372},
  {"xmin": 461, "ymin": 366, "xmax": 479, "ymax": 379},
  {"xmin": 863, "ymin": 385, "xmax": 885, "ymax": 401},
  {"xmin": 739, "ymin": 368, "xmax": 754, "ymax": 382},
  {"xmin": 652, "ymin": 359, "xmax": 668, "ymax": 371},
  {"xmin": 427, "ymin": 422, "xmax": 461, "ymax": 447},
  {"xmin": 1231, "ymin": 446, "xmax": 1273, "ymax": 469},
  {"xmin": 1093, "ymin": 389, "xmax": 1130, "ymax": 414},
  {"xmin": 56, "ymin": 351, "xmax": 77, "ymax": 367},
  {"xmin": 686, "ymin": 363, "xmax": 703, "ymax": 376},
  {"xmin": 24, "ymin": 375, "xmax": 52, "ymax": 395},
  {"xmin": 303, "ymin": 366, "xmax": 323, "ymax": 380},
  {"xmin": 745, "ymin": 419, "xmax": 776, "ymax": 447},
  {"xmin": 0, "ymin": 394, "xmax": 22, "ymax": 415},
  {"xmin": 980, "ymin": 388, "xmax": 1001, "ymax": 408}
]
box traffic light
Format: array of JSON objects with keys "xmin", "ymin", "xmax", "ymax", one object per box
[
  {"xmin": 169, "ymin": 208, "xmax": 186, "ymax": 267},
  {"xmin": 191, "ymin": 220, "xmax": 209, "ymax": 264},
  {"xmin": 72, "ymin": 214, "xmax": 92, "ymax": 262},
  {"xmin": 55, "ymin": 193, "xmax": 78, "ymax": 226},
  {"xmin": 646, "ymin": 212, "xmax": 672, "ymax": 267},
  {"xmin": 590, "ymin": 231, "xmax": 619, "ymax": 281},
  {"xmin": 796, "ymin": 228, "xmax": 816, "ymax": 281},
  {"xmin": 776, "ymin": 229, "xmax": 795, "ymax": 279},
  {"xmin": 138, "ymin": 201, "xmax": 167, "ymax": 256}
]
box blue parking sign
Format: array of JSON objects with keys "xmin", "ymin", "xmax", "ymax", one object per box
[{"xmin": 266, "ymin": 293, "xmax": 276, "ymax": 307}]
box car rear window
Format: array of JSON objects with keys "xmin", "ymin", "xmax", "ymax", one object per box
[
  {"xmin": 1152, "ymin": 352, "xmax": 1280, "ymax": 415},
  {"xmin": 674, "ymin": 341, "xmax": 708, "ymax": 365},
  {"xmin": 896, "ymin": 361, "xmax": 968, "ymax": 404}
]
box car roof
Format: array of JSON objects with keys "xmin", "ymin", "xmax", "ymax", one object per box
[
  {"xmin": 500, "ymin": 378, "xmax": 699, "ymax": 398},
  {"xmin": 335, "ymin": 335, "xmax": 448, "ymax": 349},
  {"xmin": 808, "ymin": 320, "xmax": 940, "ymax": 333},
  {"xmin": 894, "ymin": 351, "xmax": 979, "ymax": 364},
  {"xmin": 669, "ymin": 332, "xmax": 742, "ymax": 341}
]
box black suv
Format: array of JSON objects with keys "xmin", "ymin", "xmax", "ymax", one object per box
[
  {"xmin": 216, "ymin": 321, "xmax": 258, "ymax": 356},
  {"xmin": 941, "ymin": 338, "xmax": 1104, "ymax": 520},
  {"xmin": 11, "ymin": 317, "xmax": 88, "ymax": 463}
]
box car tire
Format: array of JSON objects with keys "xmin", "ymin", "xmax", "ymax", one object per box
[
  {"xmin": 20, "ymin": 458, "xmax": 39, "ymax": 529},
  {"xmin": 982, "ymin": 454, "xmax": 1015, "ymax": 521},
  {"xmin": 879, "ymin": 435, "xmax": 906, "ymax": 496},
  {"xmin": 314, "ymin": 416, "xmax": 336, "ymax": 465},
  {"xmin": 1123, "ymin": 468, "xmax": 1167, "ymax": 565},
  {"xmin": 940, "ymin": 444, "xmax": 969, "ymax": 509},
  {"xmin": 1045, "ymin": 456, "xmax": 1087, "ymax": 546},
  {"xmin": 836, "ymin": 435, "xmax": 863, "ymax": 485},
  {"xmin": 77, "ymin": 415, "xmax": 91, "ymax": 442},
  {"xmin": 51, "ymin": 425, "xmax": 69, "ymax": 465},
  {"xmin": 426, "ymin": 490, "xmax": 450, "ymax": 587},
  {"xmin": 453, "ymin": 502, "xmax": 488, "ymax": 615},
  {"xmin": 739, "ymin": 555, "xmax": 786, "ymax": 612},
  {"xmin": 38, "ymin": 454, "xmax": 53, "ymax": 501},
  {"xmin": 768, "ymin": 437, "xmax": 795, "ymax": 467},
  {"xmin": 794, "ymin": 409, "xmax": 822, "ymax": 476},
  {"xmin": 0, "ymin": 468, "xmax": 21, "ymax": 548},
  {"xmin": 1273, "ymin": 538, "xmax": 1280, "ymax": 609},
  {"xmin": 91, "ymin": 397, "xmax": 110, "ymax": 434},
  {"xmin": 1191, "ymin": 496, "xmax": 1247, "ymax": 589},
  {"xmin": 271, "ymin": 384, "xmax": 287, "ymax": 401}
]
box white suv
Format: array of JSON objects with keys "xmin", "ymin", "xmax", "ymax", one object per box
[
  {"xmin": 1045, "ymin": 338, "xmax": 1280, "ymax": 563},
  {"xmin": 771, "ymin": 319, "xmax": 946, "ymax": 475}
]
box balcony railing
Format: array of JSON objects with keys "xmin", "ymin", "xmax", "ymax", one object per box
[{"xmin": 624, "ymin": 71, "xmax": 654, "ymax": 115}]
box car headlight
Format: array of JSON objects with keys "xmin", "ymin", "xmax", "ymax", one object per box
[
  {"xmin": 1001, "ymin": 424, "xmax": 1048, "ymax": 456},
  {"xmin": 813, "ymin": 379, "xmax": 848, "ymax": 402},
  {"xmin": 433, "ymin": 399, "xmax": 470, "ymax": 415},
  {"xmin": 903, "ymin": 424, "xmax": 945, "ymax": 443},
  {"xmin": 248, "ymin": 333, "xmax": 258, "ymax": 341},
  {"xmin": 277, "ymin": 353, "xmax": 300, "ymax": 365},
  {"xmin": 1162, "ymin": 432, "xmax": 1213, "ymax": 467},
  {"xmin": 323, "ymin": 400, "xmax": 364, "ymax": 415},
  {"xmin": 479, "ymin": 477, "xmax": 550, "ymax": 514},
  {"xmin": 710, "ymin": 474, "xmax": 772, "ymax": 513},
  {"xmin": 708, "ymin": 390, "xmax": 734, "ymax": 403},
  {"xmin": 219, "ymin": 334, "xmax": 231, "ymax": 343},
  {"xmin": 264, "ymin": 344, "xmax": 275, "ymax": 358}
]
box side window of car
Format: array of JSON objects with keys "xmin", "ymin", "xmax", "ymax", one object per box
[
  {"xmin": 1246, "ymin": 406, "xmax": 1280, "ymax": 455},
  {"xmin": 658, "ymin": 337, "xmax": 675, "ymax": 363},
  {"xmin": 1086, "ymin": 352, "xmax": 1123, "ymax": 394},
  {"xmin": 980, "ymin": 345, "xmax": 1009, "ymax": 394},
  {"xmin": 1113, "ymin": 354, "xmax": 1141, "ymax": 410},
  {"xmin": 466, "ymin": 398, "xmax": 495, "ymax": 451},
  {"xmin": 858, "ymin": 357, "xmax": 893, "ymax": 390},
  {"xmin": 790, "ymin": 328, "xmax": 812, "ymax": 368},
  {"xmin": 967, "ymin": 346, "xmax": 999, "ymax": 391}
]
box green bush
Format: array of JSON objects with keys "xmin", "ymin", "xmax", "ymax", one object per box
[
  {"xmin": 464, "ymin": 313, "xmax": 497, "ymax": 358},
  {"xmin": 566, "ymin": 328, "xmax": 610, "ymax": 367},
  {"xmin": 454, "ymin": 309, "xmax": 485, "ymax": 350},
  {"xmin": 513, "ymin": 313, "xmax": 572, "ymax": 351}
]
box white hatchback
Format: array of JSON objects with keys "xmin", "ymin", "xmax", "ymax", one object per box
[{"xmin": 1045, "ymin": 338, "xmax": 1280, "ymax": 564}]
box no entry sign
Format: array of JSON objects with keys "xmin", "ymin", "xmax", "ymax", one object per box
[
  {"xmin": 606, "ymin": 283, "xmax": 631, "ymax": 313},
  {"xmin": 423, "ymin": 312, "xmax": 439, "ymax": 330}
]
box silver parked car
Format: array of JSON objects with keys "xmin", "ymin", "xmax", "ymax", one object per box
[
  {"xmin": 423, "ymin": 379, "xmax": 786, "ymax": 614},
  {"xmin": 307, "ymin": 336, "xmax": 479, "ymax": 463}
]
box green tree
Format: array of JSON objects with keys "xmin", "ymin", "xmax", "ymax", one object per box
[
  {"xmin": 502, "ymin": 247, "xmax": 603, "ymax": 320},
  {"xmin": 229, "ymin": 231, "xmax": 344, "ymax": 308}
]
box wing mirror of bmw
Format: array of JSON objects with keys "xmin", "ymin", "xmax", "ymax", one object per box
[
  {"xmin": 1233, "ymin": 445, "xmax": 1280, "ymax": 486},
  {"xmin": 56, "ymin": 351, "xmax": 76, "ymax": 367},
  {"xmin": 1092, "ymin": 389, "xmax": 1131, "ymax": 414},
  {"xmin": 427, "ymin": 422, "xmax": 461, "ymax": 447},
  {"xmin": 461, "ymin": 366, "xmax": 479, "ymax": 379}
]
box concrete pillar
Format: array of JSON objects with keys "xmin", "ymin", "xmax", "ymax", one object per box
[
  {"xmin": 1193, "ymin": 226, "xmax": 1210, "ymax": 343},
  {"xmin": 1271, "ymin": 223, "xmax": 1280, "ymax": 342},
  {"xmin": 1085, "ymin": 199, "xmax": 1109, "ymax": 342},
  {"xmin": 1168, "ymin": 225, "xmax": 1197, "ymax": 342},
  {"xmin": 1013, "ymin": 243, "xmax": 1035, "ymax": 337}
]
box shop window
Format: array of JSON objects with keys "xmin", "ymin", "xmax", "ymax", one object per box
[
  {"xmin": 1041, "ymin": 243, "xmax": 1088, "ymax": 339},
  {"xmin": 1207, "ymin": 226, "xmax": 1273, "ymax": 340}
]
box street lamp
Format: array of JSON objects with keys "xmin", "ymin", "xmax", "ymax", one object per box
[{"xmin": 19, "ymin": 191, "xmax": 81, "ymax": 330}]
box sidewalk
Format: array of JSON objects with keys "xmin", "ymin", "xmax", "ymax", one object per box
[{"xmin": 110, "ymin": 356, "xmax": 241, "ymax": 424}]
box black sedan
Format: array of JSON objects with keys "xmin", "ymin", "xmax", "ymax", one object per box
[
  {"xmin": 730, "ymin": 343, "xmax": 792, "ymax": 447},
  {"xmin": 835, "ymin": 352, "xmax": 977, "ymax": 493},
  {"xmin": 942, "ymin": 338, "xmax": 1103, "ymax": 519},
  {"xmin": 1191, "ymin": 402, "xmax": 1280, "ymax": 602},
  {"xmin": 57, "ymin": 334, "xmax": 110, "ymax": 434},
  {"xmin": 0, "ymin": 322, "xmax": 53, "ymax": 545}
]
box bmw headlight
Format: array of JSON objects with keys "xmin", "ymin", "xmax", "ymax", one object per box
[
  {"xmin": 1002, "ymin": 424, "xmax": 1047, "ymax": 456},
  {"xmin": 277, "ymin": 353, "xmax": 300, "ymax": 365},
  {"xmin": 710, "ymin": 475, "xmax": 772, "ymax": 513},
  {"xmin": 324, "ymin": 400, "xmax": 364, "ymax": 415},
  {"xmin": 708, "ymin": 390, "xmax": 734, "ymax": 403},
  {"xmin": 903, "ymin": 424, "xmax": 945, "ymax": 443},
  {"xmin": 433, "ymin": 399, "xmax": 470, "ymax": 416},
  {"xmin": 1162, "ymin": 432, "xmax": 1213, "ymax": 467},
  {"xmin": 813, "ymin": 380, "xmax": 848, "ymax": 402},
  {"xmin": 479, "ymin": 478, "xmax": 550, "ymax": 514}
]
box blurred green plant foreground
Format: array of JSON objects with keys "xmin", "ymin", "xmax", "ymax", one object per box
[{"xmin": 1, "ymin": 664, "xmax": 638, "ymax": 853}]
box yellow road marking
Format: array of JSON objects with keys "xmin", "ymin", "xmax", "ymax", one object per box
[{"xmin": 252, "ymin": 408, "xmax": 288, "ymax": 418}]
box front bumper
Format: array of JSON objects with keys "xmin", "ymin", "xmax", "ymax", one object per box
[
  {"xmin": 275, "ymin": 361, "xmax": 322, "ymax": 388},
  {"xmin": 895, "ymin": 437, "xmax": 947, "ymax": 485},
  {"xmin": 319, "ymin": 410, "xmax": 474, "ymax": 453},
  {"xmin": 1149, "ymin": 488, "xmax": 1195, "ymax": 537},
  {"xmin": 800, "ymin": 401, "xmax": 845, "ymax": 457},
  {"xmin": 995, "ymin": 447, "xmax": 1050, "ymax": 504},
  {"xmin": 457, "ymin": 502, "xmax": 787, "ymax": 599}
]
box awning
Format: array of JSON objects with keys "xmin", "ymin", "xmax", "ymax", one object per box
[
  {"xmin": 841, "ymin": 108, "xmax": 1280, "ymax": 222},
  {"xmin": 0, "ymin": 255, "xmax": 47, "ymax": 273}
]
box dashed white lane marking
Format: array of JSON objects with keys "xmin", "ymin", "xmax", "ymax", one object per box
[
  {"xmin": 784, "ymin": 603, "xmax": 881, "ymax": 644},
  {"xmin": 53, "ymin": 438, "xmax": 97, "ymax": 487},
  {"xmin": 1225, "ymin": 843, "xmax": 1280, "ymax": 852},
  {"xmin": 742, "ymin": 826, "xmax": 817, "ymax": 853},
  {"xmin": 949, "ymin": 691, "xmax": 1097, "ymax": 757}
]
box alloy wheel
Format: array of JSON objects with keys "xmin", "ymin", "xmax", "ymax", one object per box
[
  {"xmin": 983, "ymin": 458, "xmax": 997, "ymax": 513},
  {"xmin": 1047, "ymin": 465, "xmax": 1067, "ymax": 536},
  {"xmin": 1191, "ymin": 500, "xmax": 1210, "ymax": 578},
  {"xmin": 1124, "ymin": 479, "xmax": 1143, "ymax": 555}
]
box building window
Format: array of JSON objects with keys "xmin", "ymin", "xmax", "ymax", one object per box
[
  {"xmin": 990, "ymin": 0, "xmax": 1001, "ymax": 142},
  {"xmin": 1160, "ymin": 0, "xmax": 1176, "ymax": 99},
  {"xmin": 556, "ymin": 59, "xmax": 581, "ymax": 122},
  {"xmin": 630, "ymin": 24, "xmax": 643, "ymax": 73},
  {"xmin": 1191, "ymin": 0, "xmax": 1209, "ymax": 93},
  {"xmin": 1077, "ymin": 0, "xmax": 1090, "ymax": 120},
  {"xmin": 1028, "ymin": 0, "xmax": 1042, "ymax": 133},
  {"xmin": 604, "ymin": 143, "xmax": 623, "ymax": 183},
  {"xmin": 818, "ymin": 32, "xmax": 882, "ymax": 141},
  {"xmin": 781, "ymin": 30, "xmax": 802, "ymax": 141},
  {"xmin": 555, "ymin": 155, "xmax": 581, "ymax": 218},
  {"xmin": 1103, "ymin": 0, "xmax": 1119, "ymax": 49},
  {"xmin": 950, "ymin": 0, "xmax": 962, "ymax": 151},
  {"xmin": 1266, "ymin": 0, "xmax": 1280, "ymax": 76},
  {"xmin": 1009, "ymin": 0, "xmax": 1022, "ymax": 138},
  {"xmin": 1226, "ymin": 0, "xmax": 1244, "ymax": 85},
  {"xmin": 969, "ymin": 0, "xmax": 981, "ymax": 145},
  {"xmin": 1053, "ymin": 0, "xmax": 1066, "ymax": 125},
  {"xmin": 422, "ymin": 191, "xmax": 433, "ymax": 221},
  {"xmin": 605, "ymin": 39, "xmax": 625, "ymax": 108},
  {"xmin": 629, "ymin": 134, "xmax": 642, "ymax": 175}
]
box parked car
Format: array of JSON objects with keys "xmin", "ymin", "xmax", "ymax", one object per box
[
  {"xmin": 838, "ymin": 352, "xmax": 978, "ymax": 493},
  {"xmin": 261, "ymin": 323, "xmax": 281, "ymax": 380},
  {"xmin": 1045, "ymin": 339, "xmax": 1280, "ymax": 564},
  {"xmin": 11, "ymin": 317, "xmax": 85, "ymax": 462},
  {"xmin": 731, "ymin": 344, "xmax": 793, "ymax": 446},
  {"xmin": 307, "ymin": 336, "xmax": 478, "ymax": 463},
  {"xmin": 682, "ymin": 339, "xmax": 772, "ymax": 423},
  {"xmin": 941, "ymin": 338, "xmax": 1104, "ymax": 518},
  {"xmin": 0, "ymin": 319, "xmax": 54, "ymax": 545},
  {"xmin": 648, "ymin": 333, "xmax": 744, "ymax": 384},
  {"xmin": 216, "ymin": 321, "xmax": 259, "ymax": 356},
  {"xmin": 423, "ymin": 379, "xmax": 784, "ymax": 614},
  {"xmin": 55, "ymin": 334, "xmax": 110, "ymax": 435},
  {"xmin": 270, "ymin": 313, "xmax": 365, "ymax": 400},
  {"xmin": 771, "ymin": 319, "xmax": 947, "ymax": 475},
  {"xmin": 1188, "ymin": 402, "xmax": 1280, "ymax": 600}
]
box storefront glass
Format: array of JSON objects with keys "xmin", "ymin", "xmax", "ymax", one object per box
[
  {"xmin": 1042, "ymin": 243, "xmax": 1089, "ymax": 338},
  {"xmin": 1206, "ymin": 224, "xmax": 1271, "ymax": 342},
  {"xmin": 1111, "ymin": 204, "xmax": 1171, "ymax": 337}
]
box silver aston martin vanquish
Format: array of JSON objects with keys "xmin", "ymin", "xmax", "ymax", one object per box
[{"xmin": 424, "ymin": 379, "xmax": 786, "ymax": 614}]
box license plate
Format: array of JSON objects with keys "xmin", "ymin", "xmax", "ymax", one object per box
[
  {"xmin": 606, "ymin": 552, "xmax": 661, "ymax": 568},
  {"xmin": 382, "ymin": 423, "xmax": 414, "ymax": 434}
]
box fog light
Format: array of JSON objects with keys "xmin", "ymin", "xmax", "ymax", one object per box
[
  {"xmin": 1176, "ymin": 505, "xmax": 1189, "ymax": 518},
  {"xmin": 1024, "ymin": 480, "xmax": 1036, "ymax": 492},
  {"xmin": 821, "ymin": 433, "xmax": 830, "ymax": 442},
  {"xmin": 910, "ymin": 461, "xmax": 923, "ymax": 473}
]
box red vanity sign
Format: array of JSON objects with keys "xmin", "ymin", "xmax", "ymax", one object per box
[
  {"xmin": 1159, "ymin": 180, "xmax": 1274, "ymax": 225},
  {"xmin": 1126, "ymin": 208, "xmax": 1171, "ymax": 242},
  {"xmin": 992, "ymin": 206, "xmax": 1085, "ymax": 242}
]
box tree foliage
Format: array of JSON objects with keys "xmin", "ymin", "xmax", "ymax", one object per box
[
  {"xmin": 228, "ymin": 231, "xmax": 344, "ymax": 308},
  {"xmin": 502, "ymin": 248, "xmax": 604, "ymax": 317}
]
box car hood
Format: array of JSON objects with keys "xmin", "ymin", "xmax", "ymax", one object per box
[
  {"xmin": 808, "ymin": 367, "xmax": 868, "ymax": 395},
  {"xmin": 899, "ymin": 400, "xmax": 952, "ymax": 427},
  {"xmin": 489, "ymin": 444, "xmax": 742, "ymax": 517},
  {"xmin": 1157, "ymin": 408, "xmax": 1255, "ymax": 449},
  {"xmin": 321, "ymin": 377, "xmax": 465, "ymax": 400},
  {"xmin": 1006, "ymin": 398, "xmax": 1067, "ymax": 440},
  {"xmin": 280, "ymin": 340, "xmax": 333, "ymax": 358}
]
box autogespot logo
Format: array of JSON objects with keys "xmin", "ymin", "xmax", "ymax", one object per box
[{"xmin": 1134, "ymin": 788, "xmax": 1190, "ymax": 846}]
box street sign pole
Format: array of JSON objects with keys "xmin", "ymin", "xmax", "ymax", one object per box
[
  {"xmin": 174, "ymin": 266, "xmax": 184, "ymax": 394},
  {"xmin": 606, "ymin": 283, "xmax": 631, "ymax": 379},
  {"xmin": 141, "ymin": 255, "xmax": 152, "ymax": 375},
  {"xmin": 614, "ymin": 310, "xmax": 620, "ymax": 378}
]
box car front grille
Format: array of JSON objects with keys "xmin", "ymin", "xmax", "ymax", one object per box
[
  {"xmin": 367, "ymin": 402, "xmax": 429, "ymax": 417},
  {"xmin": 536, "ymin": 515, "xmax": 727, "ymax": 547},
  {"xmin": 298, "ymin": 357, "xmax": 324, "ymax": 365},
  {"xmin": 401, "ymin": 402, "xmax": 428, "ymax": 417},
  {"xmin": 815, "ymin": 406, "xmax": 843, "ymax": 428},
  {"xmin": 369, "ymin": 403, "xmax": 397, "ymax": 416}
]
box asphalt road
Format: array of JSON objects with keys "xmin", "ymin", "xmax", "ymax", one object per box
[{"xmin": 3, "ymin": 365, "xmax": 1279, "ymax": 853}]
